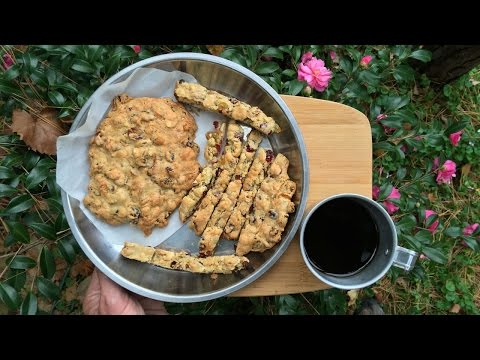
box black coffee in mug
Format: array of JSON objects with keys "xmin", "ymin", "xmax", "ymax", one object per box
[{"xmin": 303, "ymin": 198, "xmax": 379, "ymax": 276}]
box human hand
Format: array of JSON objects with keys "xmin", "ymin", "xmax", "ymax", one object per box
[{"xmin": 83, "ymin": 268, "xmax": 169, "ymax": 315}]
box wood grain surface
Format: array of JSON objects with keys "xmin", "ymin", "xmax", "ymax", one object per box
[{"xmin": 231, "ymin": 95, "xmax": 372, "ymax": 297}]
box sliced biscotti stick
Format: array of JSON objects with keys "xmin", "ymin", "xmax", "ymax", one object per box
[
  {"xmin": 223, "ymin": 148, "xmax": 272, "ymax": 241},
  {"xmin": 178, "ymin": 165, "xmax": 217, "ymax": 222},
  {"xmin": 190, "ymin": 121, "xmax": 244, "ymax": 235},
  {"xmin": 121, "ymin": 242, "xmax": 248, "ymax": 274},
  {"xmin": 178, "ymin": 121, "xmax": 235, "ymax": 223},
  {"xmin": 199, "ymin": 130, "xmax": 263, "ymax": 256},
  {"xmin": 174, "ymin": 81, "xmax": 281, "ymax": 135},
  {"xmin": 236, "ymin": 153, "xmax": 295, "ymax": 256},
  {"xmin": 204, "ymin": 121, "xmax": 226, "ymax": 163}
]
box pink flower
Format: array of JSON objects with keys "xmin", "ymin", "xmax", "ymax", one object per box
[
  {"xmin": 436, "ymin": 160, "xmax": 457, "ymax": 184},
  {"xmin": 432, "ymin": 157, "xmax": 440, "ymax": 171},
  {"xmin": 360, "ymin": 55, "xmax": 373, "ymax": 68},
  {"xmin": 424, "ymin": 210, "xmax": 439, "ymax": 233},
  {"xmin": 297, "ymin": 52, "xmax": 332, "ymax": 92},
  {"xmin": 2, "ymin": 53, "xmax": 13, "ymax": 69},
  {"xmin": 463, "ymin": 223, "xmax": 479, "ymax": 236},
  {"xmin": 449, "ymin": 131, "xmax": 462, "ymax": 146},
  {"xmin": 419, "ymin": 254, "xmax": 428, "ymax": 260},
  {"xmin": 376, "ymin": 113, "xmax": 388, "ymax": 121},
  {"xmin": 132, "ymin": 45, "xmax": 141, "ymax": 53},
  {"xmin": 372, "ymin": 185, "xmax": 380, "ymax": 200},
  {"xmin": 400, "ymin": 144, "xmax": 408, "ymax": 153},
  {"xmin": 329, "ymin": 51, "xmax": 337, "ymax": 60},
  {"xmin": 384, "ymin": 187, "xmax": 401, "ymax": 214}
]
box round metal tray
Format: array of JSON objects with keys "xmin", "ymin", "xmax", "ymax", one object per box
[{"xmin": 61, "ymin": 53, "xmax": 309, "ymax": 302}]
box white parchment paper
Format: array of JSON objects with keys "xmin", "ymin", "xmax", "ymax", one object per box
[{"xmin": 56, "ymin": 68, "xmax": 223, "ymax": 247}]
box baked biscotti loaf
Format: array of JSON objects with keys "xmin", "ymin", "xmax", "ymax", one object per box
[{"xmin": 84, "ymin": 95, "xmax": 200, "ymax": 236}]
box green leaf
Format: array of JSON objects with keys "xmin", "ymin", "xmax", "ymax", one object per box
[
  {"xmin": 25, "ymin": 164, "xmax": 51, "ymax": 190},
  {"xmin": 278, "ymin": 45, "xmax": 293, "ymax": 53},
  {"xmin": 396, "ymin": 168, "xmax": 407, "ymax": 181},
  {"xmin": 425, "ymin": 134, "xmax": 444, "ymax": 146},
  {"xmin": 0, "ymin": 195, "xmax": 35, "ymax": 216},
  {"xmin": 462, "ymin": 236, "xmax": 480, "ymax": 251},
  {"xmin": 8, "ymin": 255, "xmax": 36, "ymax": 270},
  {"xmin": 71, "ymin": 59, "xmax": 96, "ymax": 73},
  {"xmin": 3, "ymin": 64, "xmax": 21, "ymax": 81},
  {"xmin": 384, "ymin": 96, "xmax": 410, "ymax": 112},
  {"xmin": 6, "ymin": 269, "xmax": 26, "ymax": 291},
  {"xmin": 393, "ymin": 64, "xmax": 415, "ymax": 82},
  {"xmin": 445, "ymin": 120, "xmax": 468, "ymax": 136},
  {"xmin": 29, "ymin": 222, "xmax": 56, "ymax": 240},
  {"xmin": 245, "ymin": 46, "xmax": 258, "ymax": 68},
  {"xmin": 255, "ymin": 62, "xmax": 280, "ymax": 75},
  {"xmin": 288, "ymin": 80, "xmax": 305, "ymax": 96},
  {"xmin": 23, "ymin": 152, "xmax": 41, "ymax": 171},
  {"xmin": 58, "ymin": 237, "xmax": 77, "ymax": 264},
  {"xmin": 415, "ymin": 230, "xmax": 433, "ymax": 245},
  {"xmin": 0, "ymin": 153, "xmax": 23, "ymax": 168},
  {"xmin": 0, "ymin": 79, "xmax": 22, "ymax": 96},
  {"xmin": 445, "ymin": 279, "xmax": 456, "ymax": 292},
  {"xmin": 47, "ymin": 91, "xmax": 66, "ymax": 107},
  {"xmin": 0, "ymin": 184, "xmax": 18, "ymax": 197},
  {"xmin": 20, "ymin": 53, "xmax": 39, "ymax": 71},
  {"xmin": 0, "ymin": 166, "xmax": 15, "ymax": 179},
  {"xmin": 409, "ymin": 49, "xmax": 432, "ymax": 63},
  {"xmin": 396, "ymin": 214, "xmax": 417, "ymax": 232},
  {"xmin": 378, "ymin": 183, "xmax": 393, "ymax": 201},
  {"xmin": 5, "ymin": 220, "xmax": 29, "ymax": 244},
  {"xmin": 422, "ymin": 247, "xmax": 447, "ymax": 264},
  {"xmin": 36, "ymin": 277, "xmax": 60, "ymax": 300},
  {"xmin": 40, "ymin": 247, "xmax": 56, "ymax": 280},
  {"xmin": 0, "ymin": 282, "xmax": 21, "ymax": 310},
  {"xmin": 339, "ymin": 58, "xmax": 352, "ymax": 75},
  {"xmin": 281, "ymin": 69, "xmax": 296, "ymax": 77},
  {"xmin": 263, "ymin": 47, "xmax": 284, "ymax": 60},
  {"xmin": 20, "ymin": 292, "xmax": 37, "ymax": 315}
]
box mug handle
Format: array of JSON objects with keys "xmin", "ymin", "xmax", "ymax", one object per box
[{"xmin": 392, "ymin": 246, "xmax": 418, "ymax": 271}]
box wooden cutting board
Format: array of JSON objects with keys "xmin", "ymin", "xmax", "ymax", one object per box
[{"xmin": 231, "ymin": 95, "xmax": 372, "ymax": 297}]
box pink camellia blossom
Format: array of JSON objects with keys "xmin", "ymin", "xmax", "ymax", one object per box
[
  {"xmin": 329, "ymin": 51, "xmax": 337, "ymax": 60},
  {"xmin": 436, "ymin": 160, "xmax": 457, "ymax": 184},
  {"xmin": 360, "ymin": 55, "xmax": 372, "ymax": 68},
  {"xmin": 384, "ymin": 187, "xmax": 401, "ymax": 214},
  {"xmin": 2, "ymin": 53, "xmax": 13, "ymax": 69},
  {"xmin": 432, "ymin": 157, "xmax": 440, "ymax": 171},
  {"xmin": 424, "ymin": 210, "xmax": 439, "ymax": 233},
  {"xmin": 419, "ymin": 254, "xmax": 428, "ymax": 260},
  {"xmin": 449, "ymin": 131, "xmax": 462, "ymax": 146},
  {"xmin": 132, "ymin": 45, "xmax": 141, "ymax": 53},
  {"xmin": 463, "ymin": 223, "xmax": 479, "ymax": 236},
  {"xmin": 376, "ymin": 113, "xmax": 387, "ymax": 121},
  {"xmin": 297, "ymin": 52, "xmax": 332, "ymax": 92},
  {"xmin": 372, "ymin": 185, "xmax": 380, "ymax": 200}
]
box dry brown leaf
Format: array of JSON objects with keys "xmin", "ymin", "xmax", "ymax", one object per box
[
  {"xmin": 71, "ymin": 259, "xmax": 94, "ymax": 278},
  {"xmin": 428, "ymin": 193, "xmax": 437, "ymax": 202},
  {"xmin": 461, "ymin": 163, "xmax": 471, "ymax": 178},
  {"xmin": 449, "ymin": 304, "xmax": 461, "ymax": 313},
  {"xmin": 206, "ymin": 45, "xmax": 225, "ymax": 56},
  {"xmin": 11, "ymin": 109, "xmax": 66, "ymax": 155},
  {"xmin": 413, "ymin": 84, "xmax": 419, "ymax": 95},
  {"xmin": 65, "ymin": 284, "xmax": 77, "ymax": 302},
  {"xmin": 347, "ymin": 289, "xmax": 358, "ymax": 307}
]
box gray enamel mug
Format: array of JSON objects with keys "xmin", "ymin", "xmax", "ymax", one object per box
[{"xmin": 300, "ymin": 193, "xmax": 418, "ymax": 290}]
